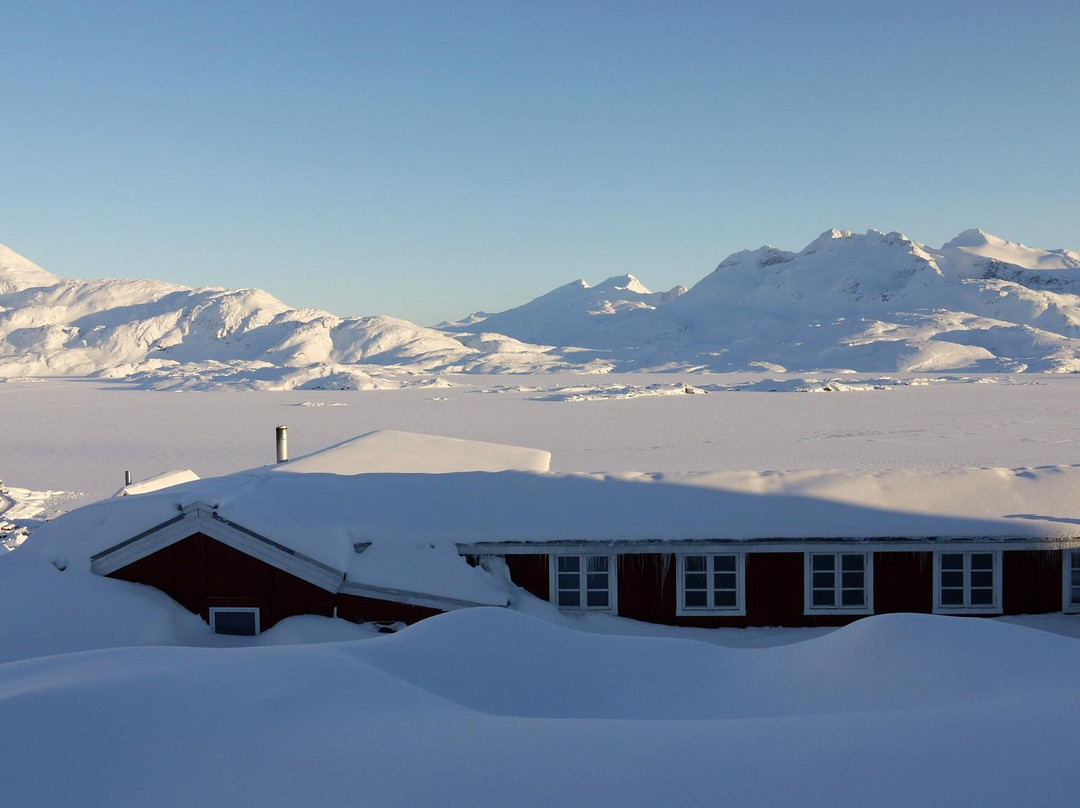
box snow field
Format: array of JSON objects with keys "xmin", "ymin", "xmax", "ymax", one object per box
[{"xmin": 1, "ymin": 608, "xmax": 1078, "ymax": 807}]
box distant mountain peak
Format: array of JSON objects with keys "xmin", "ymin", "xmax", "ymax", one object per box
[
  {"xmin": 0, "ymin": 242, "xmax": 61, "ymax": 294},
  {"xmin": 593, "ymin": 274, "xmax": 651, "ymax": 294}
]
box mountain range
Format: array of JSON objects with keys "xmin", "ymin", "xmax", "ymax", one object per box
[{"xmin": 2, "ymin": 229, "xmax": 1079, "ymax": 388}]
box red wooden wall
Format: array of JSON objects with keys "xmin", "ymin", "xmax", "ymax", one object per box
[{"xmin": 108, "ymin": 532, "xmax": 440, "ymax": 630}]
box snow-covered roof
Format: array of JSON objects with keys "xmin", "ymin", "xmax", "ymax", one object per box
[
  {"xmin": 20, "ymin": 432, "xmax": 1080, "ymax": 608},
  {"xmin": 115, "ymin": 469, "xmax": 200, "ymax": 497},
  {"xmin": 275, "ymin": 430, "xmax": 551, "ymax": 475}
]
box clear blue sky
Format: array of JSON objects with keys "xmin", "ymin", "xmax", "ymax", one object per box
[{"xmin": 2, "ymin": 1, "xmax": 1077, "ymax": 325}]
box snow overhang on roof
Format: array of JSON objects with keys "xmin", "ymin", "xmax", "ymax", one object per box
[{"xmin": 272, "ymin": 430, "xmax": 552, "ymax": 475}]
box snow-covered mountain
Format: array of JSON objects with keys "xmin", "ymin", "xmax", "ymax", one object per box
[
  {"xmin": 2, "ymin": 227, "xmax": 1080, "ymax": 386},
  {"xmin": 0, "ymin": 246, "xmax": 608, "ymax": 389},
  {"xmin": 450, "ymin": 228, "xmax": 1080, "ymax": 373}
]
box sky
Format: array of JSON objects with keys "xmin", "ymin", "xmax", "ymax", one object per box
[{"xmin": 1, "ymin": 1, "xmax": 1078, "ymax": 325}]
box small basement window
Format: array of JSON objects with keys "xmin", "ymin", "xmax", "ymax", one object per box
[
  {"xmin": 677, "ymin": 553, "xmax": 745, "ymax": 615},
  {"xmin": 934, "ymin": 551, "xmax": 1001, "ymax": 614},
  {"xmin": 209, "ymin": 607, "xmax": 261, "ymax": 636},
  {"xmin": 552, "ymin": 555, "xmax": 616, "ymax": 612},
  {"xmin": 804, "ymin": 552, "xmax": 873, "ymax": 614}
]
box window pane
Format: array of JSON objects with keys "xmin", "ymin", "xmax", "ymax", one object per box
[
  {"xmin": 714, "ymin": 590, "xmax": 737, "ymax": 608},
  {"xmin": 586, "ymin": 574, "xmax": 608, "ymax": 590},
  {"xmin": 941, "ymin": 571, "xmax": 964, "ymax": 588},
  {"xmin": 1070, "ymin": 569, "xmax": 1080, "ymax": 587},
  {"xmin": 558, "ymin": 556, "xmax": 579, "ymax": 573},
  {"xmin": 970, "ymin": 588, "xmax": 994, "ymax": 606},
  {"xmin": 1071, "ymin": 586, "xmax": 1080, "ymax": 606},
  {"xmin": 685, "ymin": 573, "xmax": 707, "ymax": 590},
  {"xmin": 713, "ymin": 555, "xmax": 737, "ymax": 572},
  {"xmin": 684, "ymin": 591, "xmax": 707, "ymax": 608},
  {"xmin": 812, "ymin": 555, "xmax": 835, "ymax": 571},
  {"xmin": 558, "ymin": 573, "xmax": 578, "ymax": 590},
  {"xmin": 841, "ymin": 589, "xmax": 865, "ymax": 607},
  {"xmin": 841, "ymin": 571, "xmax": 863, "ymax": 588},
  {"xmin": 587, "ymin": 556, "xmax": 608, "ymax": 572},
  {"xmin": 684, "ymin": 555, "xmax": 706, "ymax": 572},
  {"xmin": 941, "ymin": 589, "xmax": 964, "ymax": 606},
  {"xmin": 812, "ymin": 571, "xmax": 834, "ymax": 588},
  {"xmin": 940, "ymin": 554, "xmax": 964, "ymax": 570},
  {"xmin": 971, "ymin": 554, "xmax": 993, "ymax": 570},
  {"xmin": 558, "ymin": 590, "xmax": 580, "ymax": 608},
  {"xmin": 841, "ymin": 554, "xmax": 864, "ymax": 572},
  {"xmin": 970, "ymin": 571, "xmax": 993, "ymax": 589},
  {"xmin": 713, "ymin": 572, "xmax": 737, "ymax": 590},
  {"xmin": 812, "ymin": 590, "xmax": 835, "ymax": 607},
  {"xmin": 586, "ymin": 590, "xmax": 609, "ymax": 608},
  {"xmin": 1072, "ymin": 553, "xmax": 1080, "ymax": 572}
]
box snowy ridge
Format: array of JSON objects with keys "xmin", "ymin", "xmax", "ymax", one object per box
[{"xmin": 4, "ymin": 228, "xmax": 1080, "ymax": 384}]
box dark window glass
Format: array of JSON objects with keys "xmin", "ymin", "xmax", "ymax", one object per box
[
  {"xmin": 714, "ymin": 555, "xmax": 736, "ymax": 572},
  {"xmin": 587, "ymin": 556, "xmax": 608, "ymax": 573},
  {"xmin": 714, "ymin": 572, "xmax": 737, "ymax": 590},
  {"xmin": 841, "ymin": 571, "xmax": 863, "ymax": 588},
  {"xmin": 841, "ymin": 555, "xmax": 864, "ymax": 572},
  {"xmin": 970, "ymin": 588, "xmax": 994, "ymax": 606},
  {"xmin": 940, "ymin": 554, "xmax": 964, "ymax": 570},
  {"xmin": 558, "ymin": 590, "xmax": 580, "ymax": 608},
  {"xmin": 558, "ymin": 573, "xmax": 578, "ymax": 590},
  {"xmin": 812, "ymin": 572, "xmax": 834, "ymax": 589},
  {"xmin": 586, "ymin": 573, "xmax": 607, "ymax": 589},
  {"xmin": 812, "ymin": 590, "xmax": 835, "ymax": 607},
  {"xmin": 685, "ymin": 573, "xmax": 708, "ymax": 590},
  {"xmin": 213, "ymin": 610, "xmax": 258, "ymax": 636},
  {"xmin": 586, "ymin": 590, "xmax": 609, "ymax": 608},
  {"xmin": 685, "ymin": 590, "xmax": 708, "ymax": 608},
  {"xmin": 970, "ymin": 571, "xmax": 993, "ymax": 589},
  {"xmin": 812, "ymin": 555, "xmax": 835, "ymax": 572},
  {"xmin": 941, "ymin": 589, "xmax": 964, "ymax": 606},
  {"xmin": 841, "ymin": 589, "xmax": 864, "ymax": 607},
  {"xmin": 685, "ymin": 555, "xmax": 706, "ymax": 572},
  {"xmin": 714, "ymin": 590, "xmax": 737, "ymax": 608},
  {"xmin": 558, "ymin": 556, "xmax": 579, "ymax": 573},
  {"xmin": 971, "ymin": 553, "xmax": 993, "ymax": 570},
  {"xmin": 941, "ymin": 571, "xmax": 964, "ymax": 588}
]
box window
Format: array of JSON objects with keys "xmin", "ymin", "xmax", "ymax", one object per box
[
  {"xmin": 209, "ymin": 607, "xmax": 261, "ymax": 635},
  {"xmin": 805, "ymin": 552, "xmax": 872, "ymax": 614},
  {"xmin": 1066, "ymin": 551, "xmax": 1080, "ymax": 613},
  {"xmin": 677, "ymin": 553, "xmax": 744, "ymax": 615},
  {"xmin": 552, "ymin": 555, "xmax": 615, "ymax": 611},
  {"xmin": 934, "ymin": 551, "xmax": 1001, "ymax": 613}
]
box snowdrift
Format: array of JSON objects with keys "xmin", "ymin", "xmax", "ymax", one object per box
[{"xmin": 1, "ymin": 608, "xmax": 1078, "ymax": 807}]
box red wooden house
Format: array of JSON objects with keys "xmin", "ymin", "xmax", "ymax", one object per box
[{"xmin": 68, "ymin": 432, "xmax": 1080, "ymax": 634}]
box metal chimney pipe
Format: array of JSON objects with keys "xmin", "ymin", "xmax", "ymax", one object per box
[
  {"xmin": 124, "ymin": 470, "xmax": 133, "ymax": 487},
  {"xmin": 276, "ymin": 425, "xmax": 288, "ymax": 463}
]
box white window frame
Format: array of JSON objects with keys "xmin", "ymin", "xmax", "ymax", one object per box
[
  {"xmin": 549, "ymin": 554, "xmax": 618, "ymax": 613},
  {"xmin": 1063, "ymin": 550, "xmax": 1080, "ymax": 614},
  {"xmin": 209, "ymin": 606, "xmax": 261, "ymax": 635},
  {"xmin": 804, "ymin": 552, "xmax": 873, "ymax": 615},
  {"xmin": 933, "ymin": 550, "xmax": 1002, "ymax": 614},
  {"xmin": 676, "ymin": 553, "xmax": 746, "ymax": 616}
]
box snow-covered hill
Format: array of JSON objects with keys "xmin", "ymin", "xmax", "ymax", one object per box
[{"xmin": 3, "ymin": 228, "xmax": 1080, "ymax": 385}]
